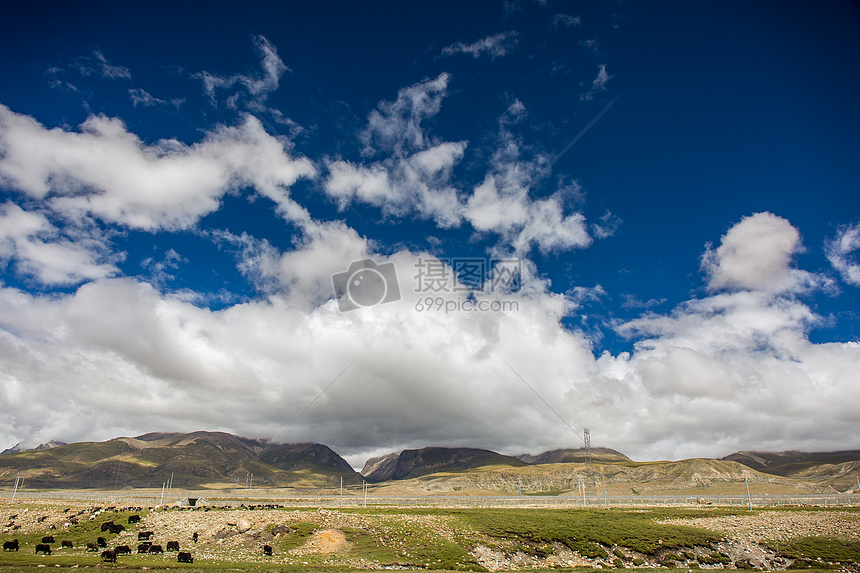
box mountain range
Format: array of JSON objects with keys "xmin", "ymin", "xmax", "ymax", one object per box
[
  {"xmin": 0, "ymin": 431, "xmax": 359, "ymax": 490},
  {"xmin": 2, "ymin": 432, "xmax": 858, "ymax": 494}
]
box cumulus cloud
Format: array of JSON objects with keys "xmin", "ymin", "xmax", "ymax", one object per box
[
  {"xmin": 609, "ymin": 286, "xmax": 860, "ymax": 458},
  {"xmin": 1, "ymin": 38, "xmax": 856, "ymax": 466},
  {"xmin": 325, "ymin": 77, "xmax": 606, "ymax": 253},
  {"xmin": 1, "ymin": 216, "xmax": 858, "ymax": 463},
  {"xmin": 0, "ymin": 104, "xmax": 314, "ymax": 230},
  {"xmin": 441, "ymin": 32, "xmax": 519, "ymax": 59},
  {"xmin": 0, "ymin": 203, "xmax": 119, "ymax": 285},
  {"xmin": 325, "ymin": 74, "xmax": 466, "ymax": 227},
  {"xmin": 462, "ymin": 106, "xmax": 594, "ymax": 254},
  {"xmin": 217, "ymin": 220, "xmax": 370, "ymax": 310},
  {"xmin": 701, "ymin": 212, "xmax": 824, "ymax": 293},
  {"xmin": 826, "ymin": 221, "xmax": 860, "ymax": 286}
]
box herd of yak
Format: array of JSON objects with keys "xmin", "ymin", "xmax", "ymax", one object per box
[{"xmin": 3, "ymin": 506, "xmax": 277, "ymax": 564}]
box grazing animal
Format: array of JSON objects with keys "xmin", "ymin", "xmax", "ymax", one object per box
[
  {"xmin": 192, "ymin": 532, "xmax": 198, "ymax": 543},
  {"xmin": 101, "ymin": 549, "xmax": 116, "ymax": 563},
  {"xmin": 138, "ymin": 531, "xmax": 154, "ymax": 540},
  {"xmin": 137, "ymin": 542, "xmax": 152, "ymax": 553},
  {"xmin": 177, "ymin": 551, "xmax": 193, "ymax": 563},
  {"xmin": 61, "ymin": 540, "xmax": 73, "ymax": 548},
  {"xmin": 86, "ymin": 542, "xmax": 98, "ymax": 552},
  {"xmin": 109, "ymin": 523, "xmax": 125, "ymax": 534},
  {"xmin": 3, "ymin": 539, "xmax": 19, "ymax": 551},
  {"xmin": 35, "ymin": 543, "xmax": 52, "ymax": 555},
  {"xmin": 97, "ymin": 537, "xmax": 107, "ymax": 548},
  {"xmin": 263, "ymin": 544, "xmax": 273, "ymax": 556},
  {"xmin": 115, "ymin": 545, "xmax": 131, "ymax": 555},
  {"xmin": 100, "ymin": 521, "xmax": 114, "ymax": 532},
  {"xmin": 41, "ymin": 536, "xmax": 55, "ymax": 544},
  {"xmin": 166, "ymin": 540, "xmax": 180, "ymax": 552},
  {"xmin": 148, "ymin": 544, "xmax": 164, "ymax": 554},
  {"xmin": 128, "ymin": 514, "xmax": 140, "ymax": 523}
]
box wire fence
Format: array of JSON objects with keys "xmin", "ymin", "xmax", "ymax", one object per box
[{"xmin": 2, "ymin": 490, "xmax": 858, "ymax": 508}]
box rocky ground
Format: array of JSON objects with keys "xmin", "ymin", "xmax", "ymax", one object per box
[{"xmin": 660, "ymin": 510, "xmax": 860, "ymax": 542}]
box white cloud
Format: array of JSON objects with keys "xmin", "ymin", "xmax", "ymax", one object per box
[
  {"xmin": 219, "ymin": 220, "xmax": 370, "ymax": 310},
  {"xmin": 0, "ymin": 104, "xmax": 314, "ymax": 230},
  {"xmin": 0, "ymin": 203, "xmax": 119, "ymax": 285},
  {"xmin": 607, "ymin": 287, "xmax": 860, "ymax": 458},
  {"xmin": 2, "ymin": 224, "xmax": 858, "ymax": 462},
  {"xmin": 325, "ymin": 74, "xmax": 466, "ymax": 227},
  {"xmin": 462, "ymin": 106, "xmax": 594, "ymax": 254},
  {"xmin": 826, "ymin": 221, "xmax": 860, "ymax": 286},
  {"xmin": 441, "ymin": 32, "xmax": 519, "ymax": 60},
  {"xmin": 93, "ymin": 51, "xmax": 132, "ymax": 79},
  {"xmin": 360, "ymin": 73, "xmax": 450, "ymax": 156},
  {"xmin": 194, "ymin": 35, "xmax": 288, "ymax": 108},
  {"xmin": 580, "ymin": 64, "xmax": 611, "ymax": 101},
  {"xmin": 701, "ymin": 212, "xmax": 823, "ymax": 293},
  {"xmin": 551, "ymin": 14, "xmax": 581, "ymax": 28},
  {"xmin": 129, "ymin": 88, "xmax": 184, "ymax": 109},
  {"xmin": 326, "ymin": 77, "xmax": 607, "ymax": 254},
  {"xmin": 73, "ymin": 50, "xmax": 132, "ymax": 80}
]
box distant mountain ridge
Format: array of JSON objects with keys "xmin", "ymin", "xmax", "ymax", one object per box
[
  {"xmin": 1, "ymin": 440, "xmax": 67, "ymax": 455},
  {"xmin": 3, "ymin": 432, "xmax": 858, "ymax": 492},
  {"xmin": 518, "ymin": 447, "xmax": 631, "ymax": 465},
  {"xmin": 722, "ymin": 450, "xmax": 860, "ymax": 474},
  {"xmin": 361, "ymin": 447, "xmax": 527, "ymax": 482},
  {"xmin": 722, "ymin": 450, "xmax": 860, "ymax": 491},
  {"xmin": 0, "ymin": 431, "xmax": 360, "ymax": 489}
]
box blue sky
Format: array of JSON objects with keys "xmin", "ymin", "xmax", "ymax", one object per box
[{"xmin": 1, "ymin": 1, "xmax": 859, "ymax": 466}]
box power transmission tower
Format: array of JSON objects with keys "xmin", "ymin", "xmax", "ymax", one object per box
[{"xmin": 583, "ymin": 428, "xmax": 593, "ymax": 492}]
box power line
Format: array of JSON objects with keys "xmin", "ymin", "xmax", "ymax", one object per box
[
  {"xmin": 494, "ymin": 90, "xmax": 626, "ymax": 223},
  {"xmin": 494, "ymin": 353, "xmax": 582, "ymax": 442}
]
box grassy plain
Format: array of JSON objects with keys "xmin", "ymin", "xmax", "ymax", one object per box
[{"xmin": 1, "ymin": 502, "xmax": 858, "ymax": 572}]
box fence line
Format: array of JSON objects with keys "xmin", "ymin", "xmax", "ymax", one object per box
[{"xmin": 1, "ymin": 490, "xmax": 858, "ymax": 508}]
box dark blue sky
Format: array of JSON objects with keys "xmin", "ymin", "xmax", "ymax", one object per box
[{"xmin": 0, "ymin": 1, "xmax": 858, "ymax": 460}]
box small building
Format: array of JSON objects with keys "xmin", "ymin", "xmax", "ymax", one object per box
[{"xmin": 177, "ymin": 496, "xmax": 209, "ymax": 507}]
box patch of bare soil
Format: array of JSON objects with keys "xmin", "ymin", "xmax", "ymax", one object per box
[{"xmin": 297, "ymin": 528, "xmax": 349, "ymax": 554}]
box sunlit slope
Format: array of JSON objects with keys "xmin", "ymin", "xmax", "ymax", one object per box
[{"xmin": 0, "ymin": 431, "xmax": 360, "ymax": 489}]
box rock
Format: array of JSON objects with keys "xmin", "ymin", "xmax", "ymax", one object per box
[{"xmin": 237, "ymin": 518, "xmax": 251, "ymax": 533}]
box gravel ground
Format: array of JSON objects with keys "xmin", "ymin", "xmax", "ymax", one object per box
[{"xmin": 660, "ymin": 510, "xmax": 860, "ymax": 542}]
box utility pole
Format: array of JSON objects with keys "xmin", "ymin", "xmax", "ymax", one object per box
[
  {"xmin": 160, "ymin": 482, "xmax": 166, "ymax": 506},
  {"xmin": 363, "ymin": 481, "xmax": 367, "ymax": 508},
  {"xmin": 11, "ymin": 475, "xmax": 20, "ymax": 502},
  {"xmin": 340, "ymin": 477, "xmax": 343, "ymax": 508},
  {"xmin": 744, "ymin": 475, "xmax": 752, "ymax": 510},
  {"xmin": 583, "ymin": 428, "xmax": 592, "ymax": 493}
]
